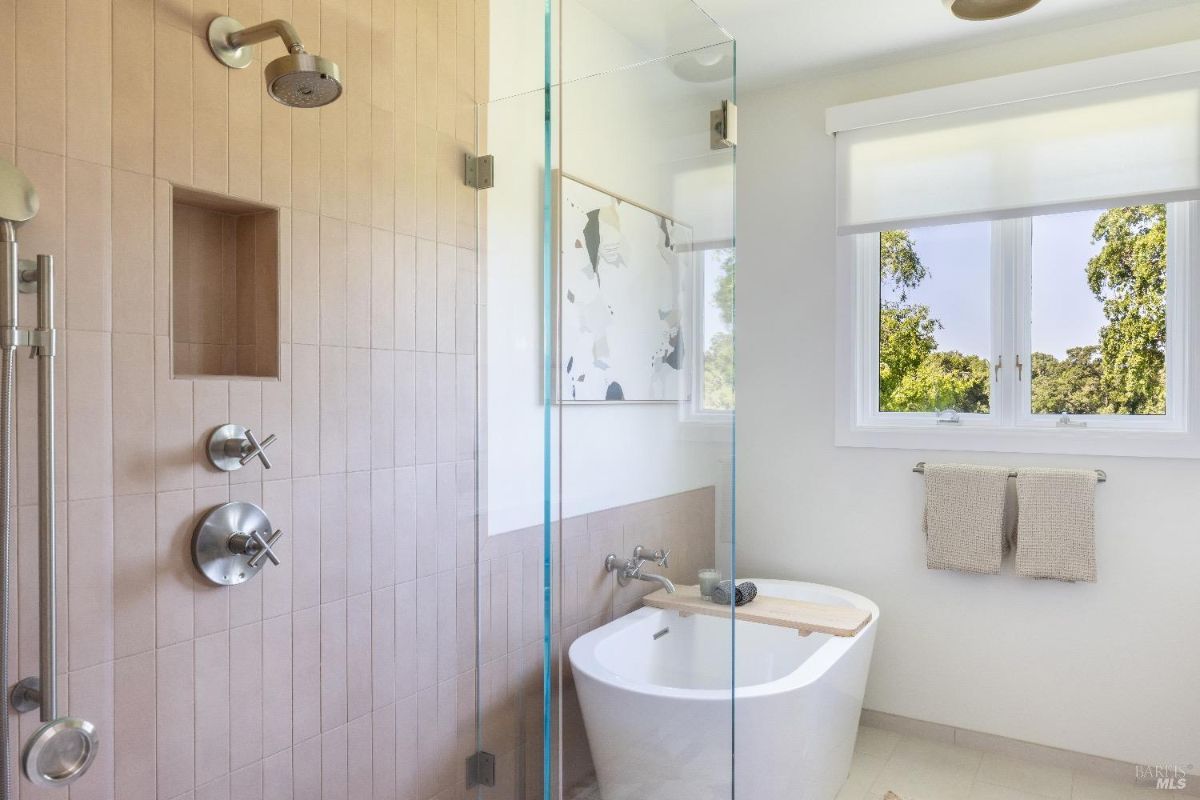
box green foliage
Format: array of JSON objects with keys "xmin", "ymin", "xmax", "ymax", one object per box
[
  {"xmin": 703, "ymin": 251, "xmax": 736, "ymax": 410},
  {"xmin": 878, "ymin": 301, "xmax": 938, "ymax": 403},
  {"xmin": 1083, "ymin": 205, "xmax": 1167, "ymax": 415},
  {"xmin": 877, "ymin": 230, "xmax": 990, "ymax": 413},
  {"xmin": 703, "ymin": 331, "xmax": 735, "ymax": 411},
  {"xmin": 880, "ymin": 229, "xmax": 928, "ymax": 302},
  {"xmin": 1031, "ymin": 346, "xmax": 1104, "ymax": 414},
  {"xmin": 888, "ymin": 351, "xmax": 991, "ymax": 414}
]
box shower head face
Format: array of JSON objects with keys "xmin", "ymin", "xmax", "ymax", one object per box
[
  {"xmin": 0, "ymin": 157, "xmax": 39, "ymax": 224},
  {"xmin": 943, "ymin": 0, "xmax": 1042, "ymax": 20},
  {"xmin": 265, "ymin": 53, "xmax": 342, "ymax": 107}
]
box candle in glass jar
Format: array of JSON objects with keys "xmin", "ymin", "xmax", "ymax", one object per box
[{"xmin": 698, "ymin": 569, "xmax": 721, "ymax": 599}]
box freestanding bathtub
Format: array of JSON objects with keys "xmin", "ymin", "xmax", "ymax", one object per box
[{"xmin": 568, "ymin": 579, "xmax": 878, "ymax": 800}]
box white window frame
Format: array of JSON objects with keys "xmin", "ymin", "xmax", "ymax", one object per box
[{"xmin": 835, "ymin": 202, "xmax": 1200, "ymax": 459}]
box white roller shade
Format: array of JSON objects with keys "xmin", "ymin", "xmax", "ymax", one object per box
[{"xmin": 831, "ymin": 47, "xmax": 1200, "ymax": 235}]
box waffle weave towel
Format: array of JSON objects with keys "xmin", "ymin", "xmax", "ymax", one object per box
[
  {"xmin": 1015, "ymin": 468, "xmax": 1097, "ymax": 583},
  {"xmin": 923, "ymin": 463, "xmax": 1011, "ymax": 574}
]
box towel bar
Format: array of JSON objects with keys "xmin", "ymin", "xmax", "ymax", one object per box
[{"xmin": 912, "ymin": 462, "xmax": 1106, "ymax": 483}]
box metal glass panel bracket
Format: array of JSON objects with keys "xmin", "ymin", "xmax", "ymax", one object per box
[
  {"xmin": 465, "ymin": 154, "xmax": 495, "ymax": 189},
  {"xmin": 711, "ymin": 100, "xmax": 737, "ymax": 149}
]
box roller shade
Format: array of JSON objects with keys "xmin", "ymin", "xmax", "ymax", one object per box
[{"xmin": 831, "ymin": 48, "xmax": 1200, "ymax": 235}]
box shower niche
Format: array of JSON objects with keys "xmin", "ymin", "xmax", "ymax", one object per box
[{"xmin": 170, "ymin": 186, "xmax": 280, "ymax": 379}]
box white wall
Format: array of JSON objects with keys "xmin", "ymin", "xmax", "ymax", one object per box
[
  {"xmin": 483, "ymin": 1, "xmax": 735, "ymax": 534},
  {"xmin": 736, "ymin": 6, "xmax": 1200, "ymax": 767}
]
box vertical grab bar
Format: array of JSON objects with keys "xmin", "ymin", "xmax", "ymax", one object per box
[
  {"xmin": 34, "ymin": 254, "xmax": 55, "ymax": 722},
  {"xmin": 11, "ymin": 255, "xmax": 98, "ymax": 789}
]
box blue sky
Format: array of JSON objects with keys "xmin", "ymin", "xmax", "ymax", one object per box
[{"xmin": 885, "ymin": 211, "xmax": 1109, "ymax": 359}]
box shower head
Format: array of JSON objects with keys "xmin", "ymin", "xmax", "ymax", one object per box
[
  {"xmin": 265, "ymin": 52, "xmax": 343, "ymax": 108},
  {"xmin": 207, "ymin": 16, "xmax": 343, "ymax": 108},
  {"xmin": 0, "ymin": 157, "xmax": 39, "ymax": 225}
]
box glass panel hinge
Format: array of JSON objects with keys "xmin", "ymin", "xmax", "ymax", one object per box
[
  {"xmin": 465, "ymin": 154, "xmax": 495, "ymax": 190},
  {"xmin": 711, "ymin": 100, "xmax": 737, "ymax": 150},
  {"xmin": 466, "ymin": 750, "xmax": 496, "ymax": 788}
]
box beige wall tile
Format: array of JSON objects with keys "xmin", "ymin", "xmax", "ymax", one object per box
[
  {"xmin": 347, "ymin": 223, "xmax": 371, "ymax": 347},
  {"xmin": 346, "ymin": 100, "xmax": 372, "ymax": 225},
  {"xmin": 290, "ymin": 210, "xmax": 319, "ymax": 344},
  {"xmin": 319, "ymin": 344, "xmax": 347, "ymax": 473},
  {"xmin": 66, "ymin": 0, "xmax": 112, "ymax": 165},
  {"xmin": 370, "ymin": 108, "xmax": 395, "ymax": 231},
  {"xmin": 319, "ymin": 472, "xmax": 347, "ymax": 601},
  {"xmin": 114, "ymin": 493, "xmax": 157, "ymax": 657},
  {"xmin": 16, "ymin": 0, "xmax": 66, "ymax": 154},
  {"xmin": 229, "ymin": 60, "xmax": 264, "ymax": 201},
  {"xmin": 291, "ymin": 109, "xmax": 321, "ymax": 214},
  {"xmin": 194, "ymin": 35, "xmax": 231, "ymax": 193},
  {"xmin": 113, "ymin": 0, "xmax": 156, "ymax": 175},
  {"xmin": 67, "ymin": 330, "xmax": 114, "ymax": 499},
  {"xmin": 261, "ymin": 610, "xmax": 293, "ymax": 755},
  {"xmin": 156, "ymin": 639, "xmax": 196, "ymax": 797},
  {"xmin": 112, "ymin": 170, "xmax": 156, "ymax": 334},
  {"xmin": 318, "ymin": 215, "xmax": 347, "ymax": 344},
  {"xmin": 115, "ymin": 651, "xmax": 157, "ymax": 800},
  {"xmin": 0, "ymin": 0, "xmax": 13, "ymax": 146},
  {"xmin": 113, "ymin": 334, "xmax": 156, "ymax": 497},
  {"xmin": 347, "ymin": 346, "xmax": 371, "ymax": 470},
  {"xmin": 319, "ymin": 100, "xmax": 347, "ymax": 219},
  {"xmin": 195, "ymin": 629, "xmax": 232, "ymax": 785},
  {"xmin": 66, "ymin": 159, "xmax": 113, "ymax": 332},
  {"xmin": 370, "ymin": 348, "xmax": 394, "ymax": 468},
  {"xmin": 155, "ymin": 23, "xmax": 194, "ymax": 184}
]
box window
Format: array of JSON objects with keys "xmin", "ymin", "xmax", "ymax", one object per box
[
  {"xmin": 878, "ymin": 223, "xmax": 992, "ymax": 416},
  {"xmin": 838, "ymin": 202, "xmax": 1199, "ymax": 457},
  {"xmin": 693, "ymin": 245, "xmax": 735, "ymax": 415}
]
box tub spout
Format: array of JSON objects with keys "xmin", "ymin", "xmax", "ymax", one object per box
[
  {"xmin": 604, "ymin": 552, "xmax": 676, "ymax": 593},
  {"xmin": 637, "ymin": 570, "xmax": 676, "ymax": 593}
]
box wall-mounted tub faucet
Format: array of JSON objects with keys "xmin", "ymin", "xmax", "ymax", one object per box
[{"xmin": 604, "ymin": 546, "xmax": 676, "ymax": 593}]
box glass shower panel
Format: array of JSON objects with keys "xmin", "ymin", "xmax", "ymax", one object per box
[
  {"xmin": 474, "ymin": 1, "xmax": 734, "ymax": 797},
  {"xmin": 554, "ymin": 14, "xmax": 736, "ymax": 800}
]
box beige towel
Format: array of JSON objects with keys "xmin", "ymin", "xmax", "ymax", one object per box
[
  {"xmin": 1015, "ymin": 468, "xmax": 1097, "ymax": 583},
  {"xmin": 923, "ymin": 463, "xmax": 1011, "ymax": 574}
]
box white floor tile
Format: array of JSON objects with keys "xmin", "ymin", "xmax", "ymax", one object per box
[{"xmin": 977, "ymin": 752, "xmax": 1073, "ymax": 799}]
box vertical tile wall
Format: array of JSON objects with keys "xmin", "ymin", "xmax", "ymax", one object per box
[{"xmin": 0, "ymin": 0, "xmax": 486, "ymax": 797}]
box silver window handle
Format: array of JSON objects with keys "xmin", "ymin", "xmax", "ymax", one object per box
[
  {"xmin": 1016, "ymin": 354, "xmax": 1024, "ymax": 381},
  {"xmin": 238, "ymin": 429, "xmax": 277, "ymax": 468}
]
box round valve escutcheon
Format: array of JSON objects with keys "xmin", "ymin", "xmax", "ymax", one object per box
[{"xmin": 192, "ymin": 501, "xmax": 285, "ymax": 586}]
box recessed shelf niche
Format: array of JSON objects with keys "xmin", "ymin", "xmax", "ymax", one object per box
[{"xmin": 171, "ymin": 186, "xmax": 280, "ymax": 379}]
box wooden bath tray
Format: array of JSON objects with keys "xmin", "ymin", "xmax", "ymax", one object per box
[{"xmin": 642, "ymin": 585, "xmax": 871, "ymax": 637}]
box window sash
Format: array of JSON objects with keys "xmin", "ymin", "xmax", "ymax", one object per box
[{"xmin": 856, "ymin": 203, "xmax": 1193, "ymax": 435}]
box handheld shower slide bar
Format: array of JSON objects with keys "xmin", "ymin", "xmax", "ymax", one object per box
[{"xmin": 0, "ymin": 158, "xmax": 98, "ymax": 793}]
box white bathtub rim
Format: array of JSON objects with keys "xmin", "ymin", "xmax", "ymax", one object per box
[{"xmin": 568, "ymin": 579, "xmax": 879, "ymax": 702}]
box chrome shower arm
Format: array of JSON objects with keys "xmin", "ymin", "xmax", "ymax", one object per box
[{"xmin": 226, "ymin": 19, "xmax": 306, "ymax": 53}]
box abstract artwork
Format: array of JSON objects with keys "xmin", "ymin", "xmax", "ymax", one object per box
[{"xmin": 558, "ymin": 174, "xmax": 692, "ymax": 402}]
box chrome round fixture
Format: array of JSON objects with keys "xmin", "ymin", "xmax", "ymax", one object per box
[{"xmin": 192, "ymin": 501, "xmax": 285, "ymax": 586}]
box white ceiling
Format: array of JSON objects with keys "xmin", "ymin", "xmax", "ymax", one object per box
[{"xmin": 694, "ymin": 0, "xmax": 1197, "ymax": 88}]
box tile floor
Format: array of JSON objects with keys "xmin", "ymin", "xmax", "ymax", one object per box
[
  {"xmin": 843, "ymin": 726, "xmax": 1173, "ymax": 800},
  {"xmin": 567, "ymin": 726, "xmax": 1182, "ymax": 800}
]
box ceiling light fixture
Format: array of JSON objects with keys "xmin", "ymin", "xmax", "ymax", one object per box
[{"xmin": 942, "ymin": 0, "xmax": 1042, "ymax": 21}]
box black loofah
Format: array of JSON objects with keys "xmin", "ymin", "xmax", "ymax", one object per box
[{"xmin": 710, "ymin": 580, "xmax": 758, "ymax": 607}]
